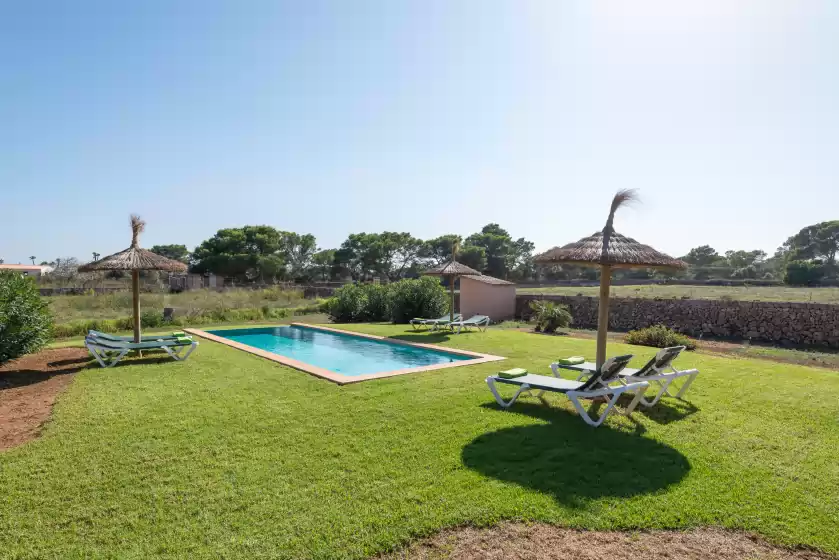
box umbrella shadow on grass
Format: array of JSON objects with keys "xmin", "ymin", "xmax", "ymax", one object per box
[{"xmin": 463, "ymin": 402, "xmax": 690, "ymax": 507}]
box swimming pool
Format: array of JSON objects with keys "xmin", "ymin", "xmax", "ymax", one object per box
[{"xmin": 189, "ymin": 324, "xmax": 504, "ymax": 384}]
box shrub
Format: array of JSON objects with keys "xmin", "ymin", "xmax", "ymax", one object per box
[
  {"xmin": 140, "ymin": 309, "xmax": 165, "ymax": 328},
  {"xmin": 360, "ymin": 283, "xmax": 392, "ymax": 322},
  {"xmin": 0, "ymin": 272, "xmax": 54, "ymax": 363},
  {"xmin": 325, "ymin": 284, "xmax": 369, "ymax": 322},
  {"xmin": 625, "ymin": 324, "xmax": 696, "ymax": 350},
  {"xmin": 529, "ymin": 300, "xmax": 572, "ymax": 333},
  {"xmin": 784, "ymin": 260, "xmax": 825, "ymax": 286},
  {"xmin": 389, "ymin": 277, "xmax": 448, "ymax": 324}
]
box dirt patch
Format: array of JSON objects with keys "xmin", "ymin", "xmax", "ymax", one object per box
[
  {"xmin": 0, "ymin": 347, "xmax": 90, "ymax": 451},
  {"xmin": 381, "ymin": 523, "xmax": 832, "ymax": 559}
]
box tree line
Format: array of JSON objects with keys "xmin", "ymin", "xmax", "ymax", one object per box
[
  {"xmin": 183, "ymin": 224, "xmax": 535, "ymax": 283},
  {"xmin": 16, "ymin": 219, "xmax": 837, "ymax": 287}
]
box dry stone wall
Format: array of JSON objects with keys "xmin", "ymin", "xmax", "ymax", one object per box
[{"xmin": 516, "ymin": 294, "xmax": 839, "ymax": 348}]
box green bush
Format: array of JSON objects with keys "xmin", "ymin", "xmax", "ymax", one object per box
[
  {"xmin": 360, "ymin": 283, "xmax": 392, "ymax": 322},
  {"xmin": 529, "ymin": 300, "xmax": 572, "ymax": 333},
  {"xmin": 325, "ymin": 283, "xmax": 393, "ymax": 322},
  {"xmin": 140, "ymin": 309, "xmax": 165, "ymax": 328},
  {"xmin": 784, "ymin": 260, "xmax": 825, "ymax": 286},
  {"xmin": 0, "ymin": 272, "xmax": 54, "ymax": 363},
  {"xmin": 389, "ymin": 277, "xmax": 448, "ymax": 324},
  {"xmin": 625, "ymin": 324, "xmax": 696, "ymax": 350},
  {"xmin": 325, "ymin": 284, "xmax": 369, "ymax": 322}
]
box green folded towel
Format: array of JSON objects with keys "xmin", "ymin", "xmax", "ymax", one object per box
[
  {"xmin": 175, "ymin": 336, "xmax": 192, "ymax": 344},
  {"xmin": 558, "ymin": 356, "xmax": 585, "ymax": 365},
  {"xmin": 498, "ymin": 368, "xmax": 528, "ymax": 379}
]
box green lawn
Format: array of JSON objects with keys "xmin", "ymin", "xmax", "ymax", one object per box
[
  {"xmin": 518, "ymin": 284, "xmax": 839, "ymax": 304},
  {"xmin": 2, "ymin": 325, "xmax": 838, "ymax": 558}
]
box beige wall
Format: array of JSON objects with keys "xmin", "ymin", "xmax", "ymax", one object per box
[{"xmin": 459, "ymin": 277, "xmax": 516, "ymax": 322}]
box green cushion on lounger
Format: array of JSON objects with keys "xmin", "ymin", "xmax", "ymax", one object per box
[
  {"xmin": 557, "ymin": 356, "xmax": 585, "ymax": 365},
  {"xmin": 174, "ymin": 336, "xmax": 192, "ymax": 344},
  {"xmin": 498, "ymin": 368, "xmax": 528, "ymax": 379},
  {"xmin": 171, "ymin": 331, "xmax": 186, "ymax": 337}
]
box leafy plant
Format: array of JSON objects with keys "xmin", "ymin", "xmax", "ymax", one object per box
[
  {"xmin": 389, "ymin": 276, "xmax": 448, "ymax": 324},
  {"xmin": 360, "ymin": 283, "xmax": 392, "ymax": 322},
  {"xmin": 529, "ymin": 300, "xmax": 572, "ymax": 333},
  {"xmin": 325, "ymin": 283, "xmax": 369, "ymax": 322},
  {"xmin": 783, "ymin": 260, "xmax": 825, "ymax": 286},
  {"xmin": 625, "ymin": 324, "xmax": 696, "ymax": 350},
  {"xmin": 0, "ymin": 272, "xmax": 54, "ymax": 363}
]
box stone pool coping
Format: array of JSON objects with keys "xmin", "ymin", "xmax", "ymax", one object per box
[{"xmin": 183, "ymin": 323, "xmax": 506, "ymax": 385}]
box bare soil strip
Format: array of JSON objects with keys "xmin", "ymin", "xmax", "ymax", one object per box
[{"xmin": 0, "ymin": 347, "xmax": 89, "ymax": 450}]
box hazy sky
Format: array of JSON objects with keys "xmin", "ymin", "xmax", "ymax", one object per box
[{"xmin": 1, "ymin": 1, "xmax": 837, "ymax": 264}]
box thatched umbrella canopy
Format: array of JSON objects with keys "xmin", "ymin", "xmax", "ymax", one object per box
[
  {"xmin": 535, "ymin": 190, "xmax": 686, "ymax": 368},
  {"xmin": 79, "ymin": 215, "xmax": 187, "ymax": 343},
  {"xmin": 422, "ymin": 258, "xmax": 482, "ymax": 323}
]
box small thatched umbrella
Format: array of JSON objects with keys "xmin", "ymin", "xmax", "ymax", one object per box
[
  {"xmin": 79, "ymin": 215, "xmax": 188, "ymax": 343},
  {"xmin": 422, "ymin": 252, "xmax": 482, "ymax": 323},
  {"xmin": 535, "ymin": 190, "xmax": 686, "ymax": 368}
]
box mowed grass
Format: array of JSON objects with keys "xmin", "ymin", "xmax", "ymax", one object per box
[
  {"xmin": 519, "ymin": 284, "xmax": 839, "ymax": 304},
  {"xmin": 1, "ymin": 326, "xmax": 838, "ymax": 558}
]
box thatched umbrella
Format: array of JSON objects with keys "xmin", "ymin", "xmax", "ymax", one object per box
[
  {"xmin": 535, "ymin": 190, "xmax": 686, "ymax": 368},
  {"xmin": 422, "ymin": 255, "xmax": 482, "ymax": 323},
  {"xmin": 79, "ymin": 215, "xmax": 188, "ymax": 343}
]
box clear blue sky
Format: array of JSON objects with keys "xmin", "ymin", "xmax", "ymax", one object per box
[{"xmin": 2, "ymin": 1, "xmax": 837, "ymax": 265}]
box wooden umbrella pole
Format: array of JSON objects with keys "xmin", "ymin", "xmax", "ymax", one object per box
[
  {"xmin": 132, "ymin": 270, "xmax": 141, "ymax": 343},
  {"xmin": 596, "ymin": 264, "xmax": 612, "ymax": 368},
  {"xmin": 450, "ymin": 275, "xmax": 455, "ymax": 323}
]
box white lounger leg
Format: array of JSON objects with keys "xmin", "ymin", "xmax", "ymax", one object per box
[
  {"xmin": 161, "ymin": 341, "xmax": 198, "ymax": 361},
  {"xmin": 566, "ymin": 382, "xmax": 649, "ymax": 427},
  {"xmin": 668, "ymin": 368, "xmax": 699, "ymax": 399},
  {"xmin": 87, "ymin": 343, "xmax": 130, "ymax": 368},
  {"xmin": 486, "ymin": 377, "xmax": 531, "ymax": 409}
]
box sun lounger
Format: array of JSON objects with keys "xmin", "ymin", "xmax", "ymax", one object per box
[
  {"xmin": 486, "ymin": 355, "xmax": 648, "ymax": 427},
  {"xmin": 551, "ymin": 346, "xmax": 699, "ymax": 407},
  {"xmin": 446, "ymin": 314, "xmax": 490, "ymax": 334},
  {"xmin": 85, "ymin": 336, "xmax": 198, "ymax": 368},
  {"xmin": 410, "ymin": 313, "xmax": 461, "ymax": 330},
  {"xmin": 88, "ymin": 329, "xmax": 189, "ymax": 343}
]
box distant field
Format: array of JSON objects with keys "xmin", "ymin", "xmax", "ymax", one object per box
[
  {"xmin": 46, "ymin": 287, "xmax": 310, "ymax": 323},
  {"xmin": 517, "ymin": 284, "xmax": 839, "ymax": 304}
]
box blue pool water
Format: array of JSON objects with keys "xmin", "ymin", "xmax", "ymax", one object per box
[{"xmin": 208, "ymin": 326, "xmax": 473, "ymax": 377}]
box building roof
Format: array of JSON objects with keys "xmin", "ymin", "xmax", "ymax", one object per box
[
  {"xmin": 464, "ymin": 274, "xmax": 515, "ymax": 286},
  {"xmin": 0, "ymin": 264, "xmax": 45, "ymax": 271},
  {"xmin": 422, "ymin": 259, "xmax": 482, "ymax": 276}
]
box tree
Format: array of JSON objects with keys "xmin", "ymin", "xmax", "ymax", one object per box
[
  {"xmin": 0, "ymin": 272, "xmax": 53, "ymax": 363},
  {"xmin": 92, "ymin": 252, "xmax": 100, "ymax": 262},
  {"xmin": 681, "ymin": 245, "xmax": 720, "ymax": 267},
  {"xmin": 333, "ymin": 232, "xmax": 424, "ymax": 281},
  {"xmin": 29, "ymin": 256, "xmax": 36, "ymax": 265},
  {"xmin": 782, "ymin": 221, "xmax": 839, "ymax": 269},
  {"xmin": 506, "ymin": 237, "xmax": 535, "ymax": 281},
  {"xmin": 422, "ymin": 235, "xmax": 462, "ymax": 265},
  {"xmin": 784, "ymin": 260, "xmax": 825, "ymax": 286},
  {"xmin": 466, "ymin": 224, "xmax": 511, "ymax": 277},
  {"xmin": 50, "ymin": 257, "xmax": 81, "ymax": 282},
  {"xmin": 457, "ymin": 245, "xmax": 486, "ymax": 272},
  {"xmin": 150, "ymin": 244, "xmax": 189, "ymax": 263},
  {"xmin": 278, "ymin": 233, "xmax": 317, "ymax": 280},
  {"xmin": 724, "ymin": 250, "xmax": 766, "ymax": 269},
  {"xmin": 310, "ymin": 249, "xmax": 336, "ymax": 281}
]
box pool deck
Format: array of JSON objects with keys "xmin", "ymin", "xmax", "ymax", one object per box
[{"xmin": 183, "ymin": 323, "xmax": 506, "ymax": 385}]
